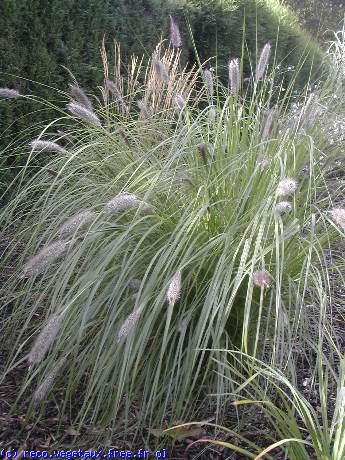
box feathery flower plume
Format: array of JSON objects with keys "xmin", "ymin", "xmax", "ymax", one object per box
[
  {"xmin": 274, "ymin": 201, "xmax": 292, "ymax": 215},
  {"xmin": 167, "ymin": 270, "xmax": 182, "ymax": 307},
  {"xmin": 197, "ymin": 143, "xmax": 208, "ymax": 165},
  {"xmin": 0, "ymin": 88, "xmax": 20, "ymax": 98},
  {"xmin": 276, "ymin": 178, "xmax": 298, "ymax": 197},
  {"xmin": 253, "ymin": 270, "xmax": 272, "ymax": 289},
  {"xmin": 128, "ymin": 278, "xmax": 142, "ymax": 291},
  {"xmin": 117, "ymin": 305, "xmax": 143, "ymax": 342},
  {"xmin": 256, "ymin": 43, "xmax": 271, "ymax": 82},
  {"xmin": 69, "ymin": 84, "xmax": 93, "ymax": 111},
  {"xmin": 203, "ymin": 70, "xmax": 214, "ymax": 98},
  {"xmin": 261, "ymin": 107, "xmax": 277, "ymax": 141},
  {"xmin": 32, "ymin": 358, "xmax": 66, "ymax": 404},
  {"xmin": 22, "ymin": 240, "xmax": 69, "ymax": 278},
  {"xmin": 259, "ymin": 156, "xmax": 272, "ymax": 169},
  {"xmin": 228, "ymin": 58, "xmax": 240, "ymax": 95},
  {"xmin": 329, "ymin": 208, "xmax": 345, "ymax": 231},
  {"xmin": 208, "ymin": 106, "xmax": 216, "ymax": 124},
  {"xmin": 66, "ymin": 102, "xmax": 101, "ymax": 127},
  {"xmin": 29, "ymin": 140, "xmax": 66, "ymax": 154},
  {"xmin": 137, "ymin": 100, "xmax": 152, "ymax": 119},
  {"xmin": 28, "ymin": 314, "xmax": 62, "ymax": 365},
  {"xmin": 153, "ymin": 56, "xmax": 169, "ymax": 83},
  {"xmin": 169, "ymin": 15, "xmax": 182, "ymax": 48},
  {"xmin": 106, "ymin": 79, "xmax": 127, "ymax": 110},
  {"xmin": 139, "ymin": 201, "xmax": 153, "ymax": 214},
  {"xmin": 105, "ymin": 192, "xmax": 139, "ymax": 214},
  {"xmin": 59, "ymin": 210, "xmax": 97, "ymax": 237},
  {"xmin": 106, "ymin": 79, "xmax": 121, "ymax": 98},
  {"xmin": 174, "ymin": 93, "xmax": 186, "ymax": 110}
]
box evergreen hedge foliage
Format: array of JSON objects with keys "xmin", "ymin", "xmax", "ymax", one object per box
[{"xmin": 0, "ymin": 0, "xmax": 323, "ymax": 151}]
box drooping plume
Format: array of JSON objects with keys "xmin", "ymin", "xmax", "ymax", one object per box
[
  {"xmin": 169, "ymin": 15, "xmax": 182, "ymax": 48},
  {"xmin": 174, "ymin": 93, "xmax": 186, "ymax": 110},
  {"xmin": 228, "ymin": 58, "xmax": 240, "ymax": 95},
  {"xmin": 203, "ymin": 69, "xmax": 214, "ymax": 98},
  {"xmin": 117, "ymin": 306, "xmax": 143, "ymax": 342},
  {"xmin": 261, "ymin": 107, "xmax": 277, "ymax": 141},
  {"xmin": 153, "ymin": 56, "xmax": 169, "ymax": 83},
  {"xmin": 28, "ymin": 314, "xmax": 62, "ymax": 365},
  {"xmin": 69, "ymin": 84, "xmax": 93, "ymax": 111},
  {"xmin": 32, "ymin": 358, "xmax": 66, "ymax": 404},
  {"xmin": 167, "ymin": 270, "xmax": 182, "ymax": 307},
  {"xmin": 105, "ymin": 192, "xmax": 139, "ymax": 214},
  {"xmin": 256, "ymin": 43, "xmax": 271, "ymax": 82},
  {"xmin": 66, "ymin": 102, "xmax": 101, "ymax": 127},
  {"xmin": 137, "ymin": 100, "xmax": 152, "ymax": 119},
  {"xmin": 29, "ymin": 140, "xmax": 66, "ymax": 154},
  {"xmin": 0, "ymin": 88, "xmax": 20, "ymax": 98},
  {"xmin": 22, "ymin": 240, "xmax": 69, "ymax": 278},
  {"xmin": 59, "ymin": 210, "xmax": 97, "ymax": 237}
]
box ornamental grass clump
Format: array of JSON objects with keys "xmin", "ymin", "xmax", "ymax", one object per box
[{"xmin": 0, "ymin": 39, "xmax": 343, "ymax": 440}]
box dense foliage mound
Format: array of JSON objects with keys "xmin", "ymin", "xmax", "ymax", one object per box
[{"xmin": 1, "ymin": 36, "xmax": 345, "ymax": 456}]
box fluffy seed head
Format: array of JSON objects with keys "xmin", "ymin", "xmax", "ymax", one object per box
[
  {"xmin": 69, "ymin": 84, "xmax": 93, "ymax": 111},
  {"xmin": 28, "ymin": 314, "xmax": 62, "ymax": 365},
  {"xmin": 262, "ymin": 107, "xmax": 277, "ymax": 141},
  {"xmin": 167, "ymin": 270, "xmax": 182, "ymax": 307},
  {"xmin": 256, "ymin": 43, "xmax": 271, "ymax": 82},
  {"xmin": 228, "ymin": 58, "xmax": 240, "ymax": 95},
  {"xmin": 329, "ymin": 208, "xmax": 345, "ymax": 231},
  {"xmin": 66, "ymin": 102, "xmax": 101, "ymax": 127},
  {"xmin": 259, "ymin": 156, "xmax": 272, "ymax": 169},
  {"xmin": 22, "ymin": 240, "xmax": 69, "ymax": 278},
  {"xmin": 29, "ymin": 140, "xmax": 66, "ymax": 154},
  {"xmin": 174, "ymin": 93, "xmax": 186, "ymax": 110},
  {"xmin": 253, "ymin": 270, "xmax": 272, "ymax": 289},
  {"xmin": 203, "ymin": 70, "xmax": 214, "ymax": 98},
  {"xmin": 153, "ymin": 56, "xmax": 169, "ymax": 83},
  {"xmin": 169, "ymin": 15, "xmax": 182, "ymax": 48},
  {"xmin": 105, "ymin": 192, "xmax": 139, "ymax": 214},
  {"xmin": 128, "ymin": 278, "xmax": 142, "ymax": 291},
  {"xmin": 0, "ymin": 87, "xmax": 20, "ymax": 98},
  {"xmin": 32, "ymin": 358, "xmax": 66, "ymax": 404},
  {"xmin": 276, "ymin": 178, "xmax": 298, "ymax": 196},
  {"xmin": 117, "ymin": 306, "xmax": 143, "ymax": 342},
  {"xmin": 59, "ymin": 210, "xmax": 97, "ymax": 237},
  {"xmin": 106, "ymin": 79, "xmax": 124, "ymax": 102},
  {"xmin": 208, "ymin": 106, "xmax": 216, "ymax": 124},
  {"xmin": 274, "ymin": 201, "xmax": 292, "ymax": 215},
  {"xmin": 137, "ymin": 100, "xmax": 152, "ymax": 119}
]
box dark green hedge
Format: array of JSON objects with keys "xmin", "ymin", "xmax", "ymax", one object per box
[{"xmin": 0, "ymin": 0, "xmax": 323, "ymax": 149}]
